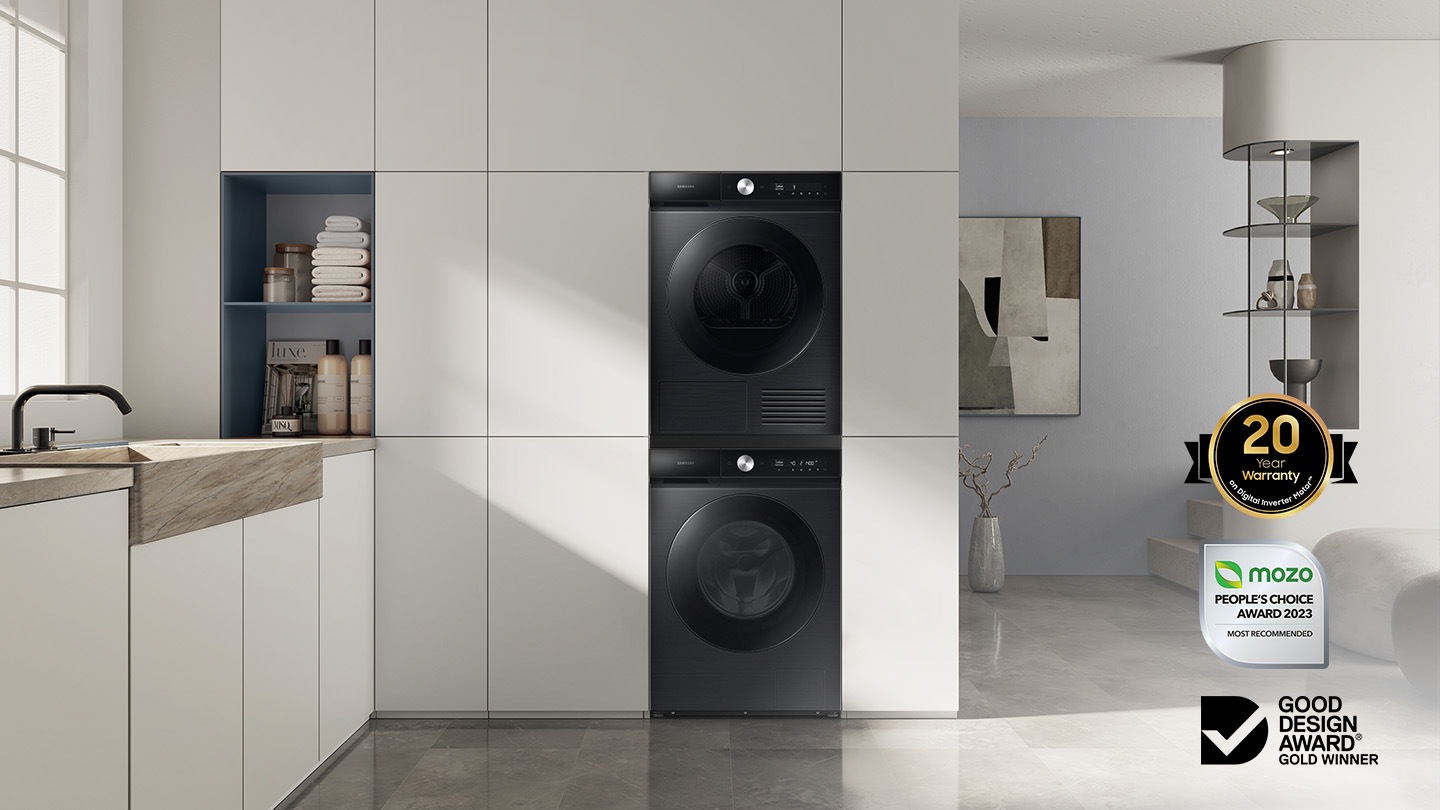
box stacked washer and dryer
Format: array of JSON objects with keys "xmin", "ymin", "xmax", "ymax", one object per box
[{"xmin": 649, "ymin": 172, "xmax": 843, "ymax": 716}]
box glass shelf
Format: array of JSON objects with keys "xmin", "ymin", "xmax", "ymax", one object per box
[
  {"xmin": 1222, "ymin": 308, "xmax": 1358, "ymax": 318},
  {"xmin": 1223, "ymin": 222, "xmax": 1356, "ymax": 238},
  {"xmin": 223, "ymin": 301, "xmax": 373, "ymax": 314},
  {"xmin": 1223, "ymin": 141, "xmax": 1354, "ymax": 162}
]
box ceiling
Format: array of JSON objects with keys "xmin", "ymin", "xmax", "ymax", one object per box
[{"xmin": 957, "ymin": 0, "xmax": 1440, "ymax": 116}]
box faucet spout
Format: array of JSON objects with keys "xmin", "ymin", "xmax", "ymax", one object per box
[{"xmin": 8, "ymin": 384, "xmax": 133, "ymax": 452}]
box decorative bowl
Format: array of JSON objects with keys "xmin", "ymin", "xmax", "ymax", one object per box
[
  {"xmin": 1270, "ymin": 358, "xmax": 1323, "ymax": 385},
  {"xmin": 1257, "ymin": 195, "xmax": 1319, "ymax": 224}
]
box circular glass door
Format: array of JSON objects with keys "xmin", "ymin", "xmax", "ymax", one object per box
[
  {"xmin": 667, "ymin": 494, "xmax": 825, "ymax": 652},
  {"xmin": 667, "ymin": 217, "xmax": 824, "ymax": 375}
]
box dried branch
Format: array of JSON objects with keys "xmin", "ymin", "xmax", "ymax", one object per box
[{"xmin": 958, "ymin": 436, "xmax": 1047, "ymax": 518}]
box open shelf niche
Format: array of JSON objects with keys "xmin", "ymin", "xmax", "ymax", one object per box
[
  {"xmin": 1223, "ymin": 141, "xmax": 1359, "ymax": 430},
  {"xmin": 221, "ymin": 172, "xmax": 374, "ymax": 438}
]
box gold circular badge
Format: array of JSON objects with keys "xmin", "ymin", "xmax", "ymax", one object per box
[{"xmin": 1209, "ymin": 394, "xmax": 1333, "ymax": 518}]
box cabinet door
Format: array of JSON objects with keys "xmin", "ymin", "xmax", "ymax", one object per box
[
  {"xmin": 842, "ymin": 0, "xmax": 959, "ymax": 170},
  {"xmin": 488, "ymin": 173, "xmax": 647, "ymax": 436},
  {"xmin": 132, "ymin": 521, "xmax": 244, "ymax": 810},
  {"xmin": 488, "ymin": 438, "xmax": 647, "ymax": 712},
  {"xmin": 0, "ymin": 491, "xmax": 128, "ymax": 809},
  {"xmin": 374, "ymin": 172, "xmax": 488, "ymax": 436},
  {"xmin": 842, "ymin": 173, "xmax": 960, "ymax": 436},
  {"xmin": 489, "ymin": 0, "xmax": 840, "ymax": 170},
  {"xmin": 841, "ymin": 438, "xmax": 959, "ymax": 714},
  {"xmin": 376, "ymin": 438, "xmax": 487, "ymax": 711},
  {"xmin": 320, "ymin": 451, "xmax": 375, "ymax": 760},
  {"xmin": 243, "ymin": 501, "xmax": 321, "ymax": 810},
  {"xmin": 376, "ymin": 0, "xmax": 485, "ymax": 170},
  {"xmin": 220, "ymin": 0, "xmax": 374, "ymax": 170}
]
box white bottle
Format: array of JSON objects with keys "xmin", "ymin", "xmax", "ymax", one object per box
[
  {"xmin": 316, "ymin": 339, "xmax": 349, "ymax": 435},
  {"xmin": 349, "ymin": 339, "xmax": 373, "ymax": 436}
]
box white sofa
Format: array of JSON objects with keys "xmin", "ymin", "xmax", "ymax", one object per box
[{"xmin": 1311, "ymin": 528, "xmax": 1440, "ymax": 661}]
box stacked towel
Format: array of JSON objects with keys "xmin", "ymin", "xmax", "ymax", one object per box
[{"xmin": 312, "ymin": 217, "xmax": 372, "ymax": 302}]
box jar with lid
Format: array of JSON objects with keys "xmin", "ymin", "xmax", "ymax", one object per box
[
  {"xmin": 263, "ymin": 267, "xmax": 297, "ymax": 302},
  {"xmin": 275, "ymin": 243, "xmax": 314, "ymax": 302}
]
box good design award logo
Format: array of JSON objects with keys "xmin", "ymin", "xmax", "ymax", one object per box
[{"xmin": 1201, "ymin": 696, "xmax": 1269, "ymax": 764}]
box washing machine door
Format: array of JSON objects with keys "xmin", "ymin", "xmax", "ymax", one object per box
[
  {"xmin": 666, "ymin": 217, "xmax": 824, "ymax": 375},
  {"xmin": 667, "ymin": 493, "xmax": 825, "ymax": 652}
]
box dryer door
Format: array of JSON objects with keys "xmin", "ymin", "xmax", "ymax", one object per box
[
  {"xmin": 667, "ymin": 493, "xmax": 825, "ymax": 652},
  {"xmin": 666, "ymin": 217, "xmax": 824, "ymax": 375}
]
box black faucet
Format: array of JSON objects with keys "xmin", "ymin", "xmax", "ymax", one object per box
[{"xmin": 7, "ymin": 384, "xmax": 133, "ymax": 452}]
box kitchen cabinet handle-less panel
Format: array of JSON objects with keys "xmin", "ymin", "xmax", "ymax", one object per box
[
  {"xmin": 376, "ymin": 0, "xmax": 486, "ymax": 170},
  {"xmin": 488, "ymin": 173, "xmax": 646, "ymax": 437},
  {"xmin": 132, "ymin": 520, "xmax": 245, "ymax": 810},
  {"xmin": 0, "ymin": 491, "xmax": 128, "ymax": 809},
  {"xmin": 243, "ymin": 502, "xmax": 321, "ymax": 810},
  {"xmin": 488, "ymin": 438, "xmax": 648, "ymax": 713},
  {"xmin": 376, "ymin": 438, "xmax": 488, "ymax": 712},
  {"xmin": 221, "ymin": 0, "xmax": 374, "ymax": 170},
  {"xmin": 842, "ymin": 172, "xmax": 960, "ymax": 437},
  {"xmin": 320, "ymin": 451, "xmax": 376, "ymax": 760},
  {"xmin": 841, "ymin": 437, "xmax": 960, "ymax": 714},
  {"xmin": 374, "ymin": 172, "xmax": 488, "ymax": 436}
]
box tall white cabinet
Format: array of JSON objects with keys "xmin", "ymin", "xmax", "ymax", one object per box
[
  {"xmin": 319, "ymin": 451, "xmax": 376, "ymax": 758},
  {"xmin": 0, "ymin": 491, "xmax": 129, "ymax": 810},
  {"xmin": 376, "ymin": 438, "xmax": 489, "ymax": 712},
  {"xmin": 376, "ymin": 0, "xmax": 486, "ymax": 170},
  {"xmin": 488, "ymin": 438, "xmax": 649, "ymax": 713},
  {"xmin": 220, "ymin": 0, "xmax": 375, "ymax": 170},
  {"xmin": 487, "ymin": 173, "xmax": 648, "ymax": 437},
  {"xmin": 374, "ymin": 172, "xmax": 489, "ymax": 436}
]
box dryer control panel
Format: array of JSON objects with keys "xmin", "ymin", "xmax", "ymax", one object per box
[
  {"xmin": 650, "ymin": 172, "xmax": 841, "ymax": 206},
  {"xmin": 651, "ymin": 448, "xmax": 840, "ymax": 479}
]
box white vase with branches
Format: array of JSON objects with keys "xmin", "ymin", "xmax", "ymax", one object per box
[{"xmin": 958, "ymin": 436, "xmax": 1046, "ymax": 593}]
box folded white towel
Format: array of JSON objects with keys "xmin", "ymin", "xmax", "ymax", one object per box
[
  {"xmin": 312, "ymin": 285, "xmax": 371, "ymax": 302},
  {"xmin": 316, "ymin": 231, "xmax": 371, "ymax": 248},
  {"xmin": 324, "ymin": 215, "xmax": 365, "ymax": 233},
  {"xmin": 311, "ymin": 266, "xmax": 371, "ymax": 285},
  {"xmin": 311, "ymin": 247, "xmax": 370, "ymax": 267}
]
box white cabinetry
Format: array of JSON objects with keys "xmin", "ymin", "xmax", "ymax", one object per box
[
  {"xmin": 842, "ymin": 0, "xmax": 959, "ymax": 170},
  {"xmin": 0, "ymin": 491, "xmax": 128, "ymax": 809},
  {"xmin": 488, "ymin": 438, "xmax": 647, "ymax": 713},
  {"xmin": 376, "ymin": 438, "xmax": 488, "ymax": 712},
  {"xmin": 243, "ymin": 502, "xmax": 321, "ymax": 810},
  {"xmin": 220, "ymin": 0, "xmax": 374, "ymax": 170},
  {"xmin": 132, "ymin": 521, "xmax": 245, "ymax": 810},
  {"xmin": 841, "ymin": 438, "xmax": 959, "ymax": 714},
  {"xmin": 488, "ymin": 0, "xmax": 840, "ymax": 170},
  {"xmin": 842, "ymin": 173, "xmax": 960, "ymax": 436},
  {"xmin": 374, "ymin": 172, "xmax": 488, "ymax": 436},
  {"xmin": 488, "ymin": 173, "xmax": 647, "ymax": 437},
  {"xmin": 320, "ymin": 451, "xmax": 376, "ymax": 759},
  {"xmin": 376, "ymin": 0, "xmax": 486, "ymax": 170}
]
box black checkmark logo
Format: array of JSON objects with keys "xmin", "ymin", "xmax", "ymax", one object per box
[{"xmin": 1201, "ymin": 696, "xmax": 1269, "ymax": 764}]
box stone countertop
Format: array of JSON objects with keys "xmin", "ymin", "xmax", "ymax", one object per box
[
  {"xmin": 0, "ymin": 466, "xmax": 134, "ymax": 510},
  {"xmin": 234, "ymin": 436, "xmax": 378, "ymax": 458}
]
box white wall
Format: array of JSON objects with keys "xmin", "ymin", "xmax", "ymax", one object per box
[
  {"xmin": 958, "ymin": 117, "xmax": 1247, "ymax": 573},
  {"xmin": 1215, "ymin": 40, "xmax": 1440, "ymax": 542},
  {"xmin": 2, "ymin": 0, "xmax": 128, "ymax": 447}
]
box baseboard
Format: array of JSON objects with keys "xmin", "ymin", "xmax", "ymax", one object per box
[
  {"xmin": 276, "ymin": 720, "xmax": 370, "ymax": 809},
  {"xmin": 842, "ymin": 710, "xmax": 961, "ymax": 719},
  {"xmin": 488, "ymin": 710, "xmax": 648, "ymax": 719},
  {"xmin": 372, "ymin": 710, "xmax": 489, "ymax": 719}
]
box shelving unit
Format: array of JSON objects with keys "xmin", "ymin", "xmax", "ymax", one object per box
[
  {"xmin": 1223, "ymin": 140, "xmax": 1359, "ymax": 430},
  {"xmin": 220, "ymin": 172, "xmax": 375, "ymax": 438}
]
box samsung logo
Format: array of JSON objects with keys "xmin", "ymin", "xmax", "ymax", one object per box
[
  {"xmin": 675, "ymin": 184, "xmax": 695, "ymax": 189},
  {"xmin": 676, "ymin": 460, "xmax": 695, "ymax": 465}
]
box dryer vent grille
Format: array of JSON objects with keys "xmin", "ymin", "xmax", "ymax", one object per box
[{"xmin": 761, "ymin": 389, "xmax": 827, "ymax": 425}]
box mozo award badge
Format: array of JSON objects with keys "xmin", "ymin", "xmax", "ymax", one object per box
[{"xmin": 1185, "ymin": 394, "xmax": 1355, "ymax": 668}]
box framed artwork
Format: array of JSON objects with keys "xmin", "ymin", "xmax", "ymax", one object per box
[{"xmin": 958, "ymin": 217, "xmax": 1080, "ymax": 415}]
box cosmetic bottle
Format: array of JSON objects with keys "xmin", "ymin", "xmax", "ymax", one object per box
[
  {"xmin": 316, "ymin": 339, "xmax": 349, "ymax": 435},
  {"xmin": 350, "ymin": 339, "xmax": 373, "ymax": 436}
]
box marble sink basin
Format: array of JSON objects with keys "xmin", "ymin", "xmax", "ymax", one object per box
[{"xmin": 0, "ymin": 440, "xmax": 322, "ymax": 544}]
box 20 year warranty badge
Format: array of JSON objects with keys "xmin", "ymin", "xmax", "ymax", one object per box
[{"xmin": 1209, "ymin": 394, "xmax": 1333, "ymax": 518}]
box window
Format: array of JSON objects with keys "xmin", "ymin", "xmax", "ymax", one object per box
[{"xmin": 0, "ymin": 0, "xmax": 67, "ymax": 396}]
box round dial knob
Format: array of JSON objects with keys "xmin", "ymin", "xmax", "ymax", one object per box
[
  {"xmin": 736, "ymin": 178, "xmax": 755, "ymax": 196},
  {"xmin": 736, "ymin": 454, "xmax": 755, "ymax": 473}
]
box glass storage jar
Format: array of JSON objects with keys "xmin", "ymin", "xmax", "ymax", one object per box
[
  {"xmin": 274, "ymin": 243, "xmax": 314, "ymax": 302},
  {"xmin": 262, "ymin": 267, "xmax": 297, "ymax": 302}
]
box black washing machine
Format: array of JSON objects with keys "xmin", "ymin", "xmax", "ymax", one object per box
[
  {"xmin": 650, "ymin": 446, "xmax": 841, "ymax": 716},
  {"xmin": 650, "ymin": 172, "xmax": 841, "ymax": 437}
]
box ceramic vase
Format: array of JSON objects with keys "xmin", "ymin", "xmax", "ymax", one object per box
[
  {"xmin": 1266, "ymin": 260, "xmax": 1295, "ymax": 309},
  {"xmin": 967, "ymin": 516, "xmax": 1004, "ymax": 593},
  {"xmin": 1296, "ymin": 273, "xmax": 1318, "ymax": 309}
]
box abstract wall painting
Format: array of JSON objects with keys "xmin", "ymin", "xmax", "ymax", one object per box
[{"xmin": 958, "ymin": 217, "xmax": 1080, "ymax": 415}]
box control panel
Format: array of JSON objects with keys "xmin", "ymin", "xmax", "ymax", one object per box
[
  {"xmin": 649, "ymin": 172, "xmax": 840, "ymax": 205},
  {"xmin": 651, "ymin": 448, "xmax": 840, "ymax": 479}
]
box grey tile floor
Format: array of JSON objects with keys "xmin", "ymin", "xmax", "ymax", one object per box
[{"xmin": 285, "ymin": 576, "xmax": 1439, "ymax": 810}]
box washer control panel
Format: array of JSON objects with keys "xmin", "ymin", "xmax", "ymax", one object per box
[
  {"xmin": 651, "ymin": 448, "xmax": 840, "ymax": 479},
  {"xmin": 722, "ymin": 172, "xmax": 840, "ymax": 201}
]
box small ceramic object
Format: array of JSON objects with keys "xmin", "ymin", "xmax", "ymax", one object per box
[
  {"xmin": 1266, "ymin": 259, "xmax": 1295, "ymax": 308},
  {"xmin": 1256, "ymin": 291, "xmax": 1279, "ymax": 310},
  {"xmin": 1297, "ymin": 273, "xmax": 1318, "ymax": 309},
  {"xmin": 1257, "ymin": 195, "xmax": 1320, "ymax": 224},
  {"xmin": 968, "ymin": 516, "xmax": 1004, "ymax": 593}
]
